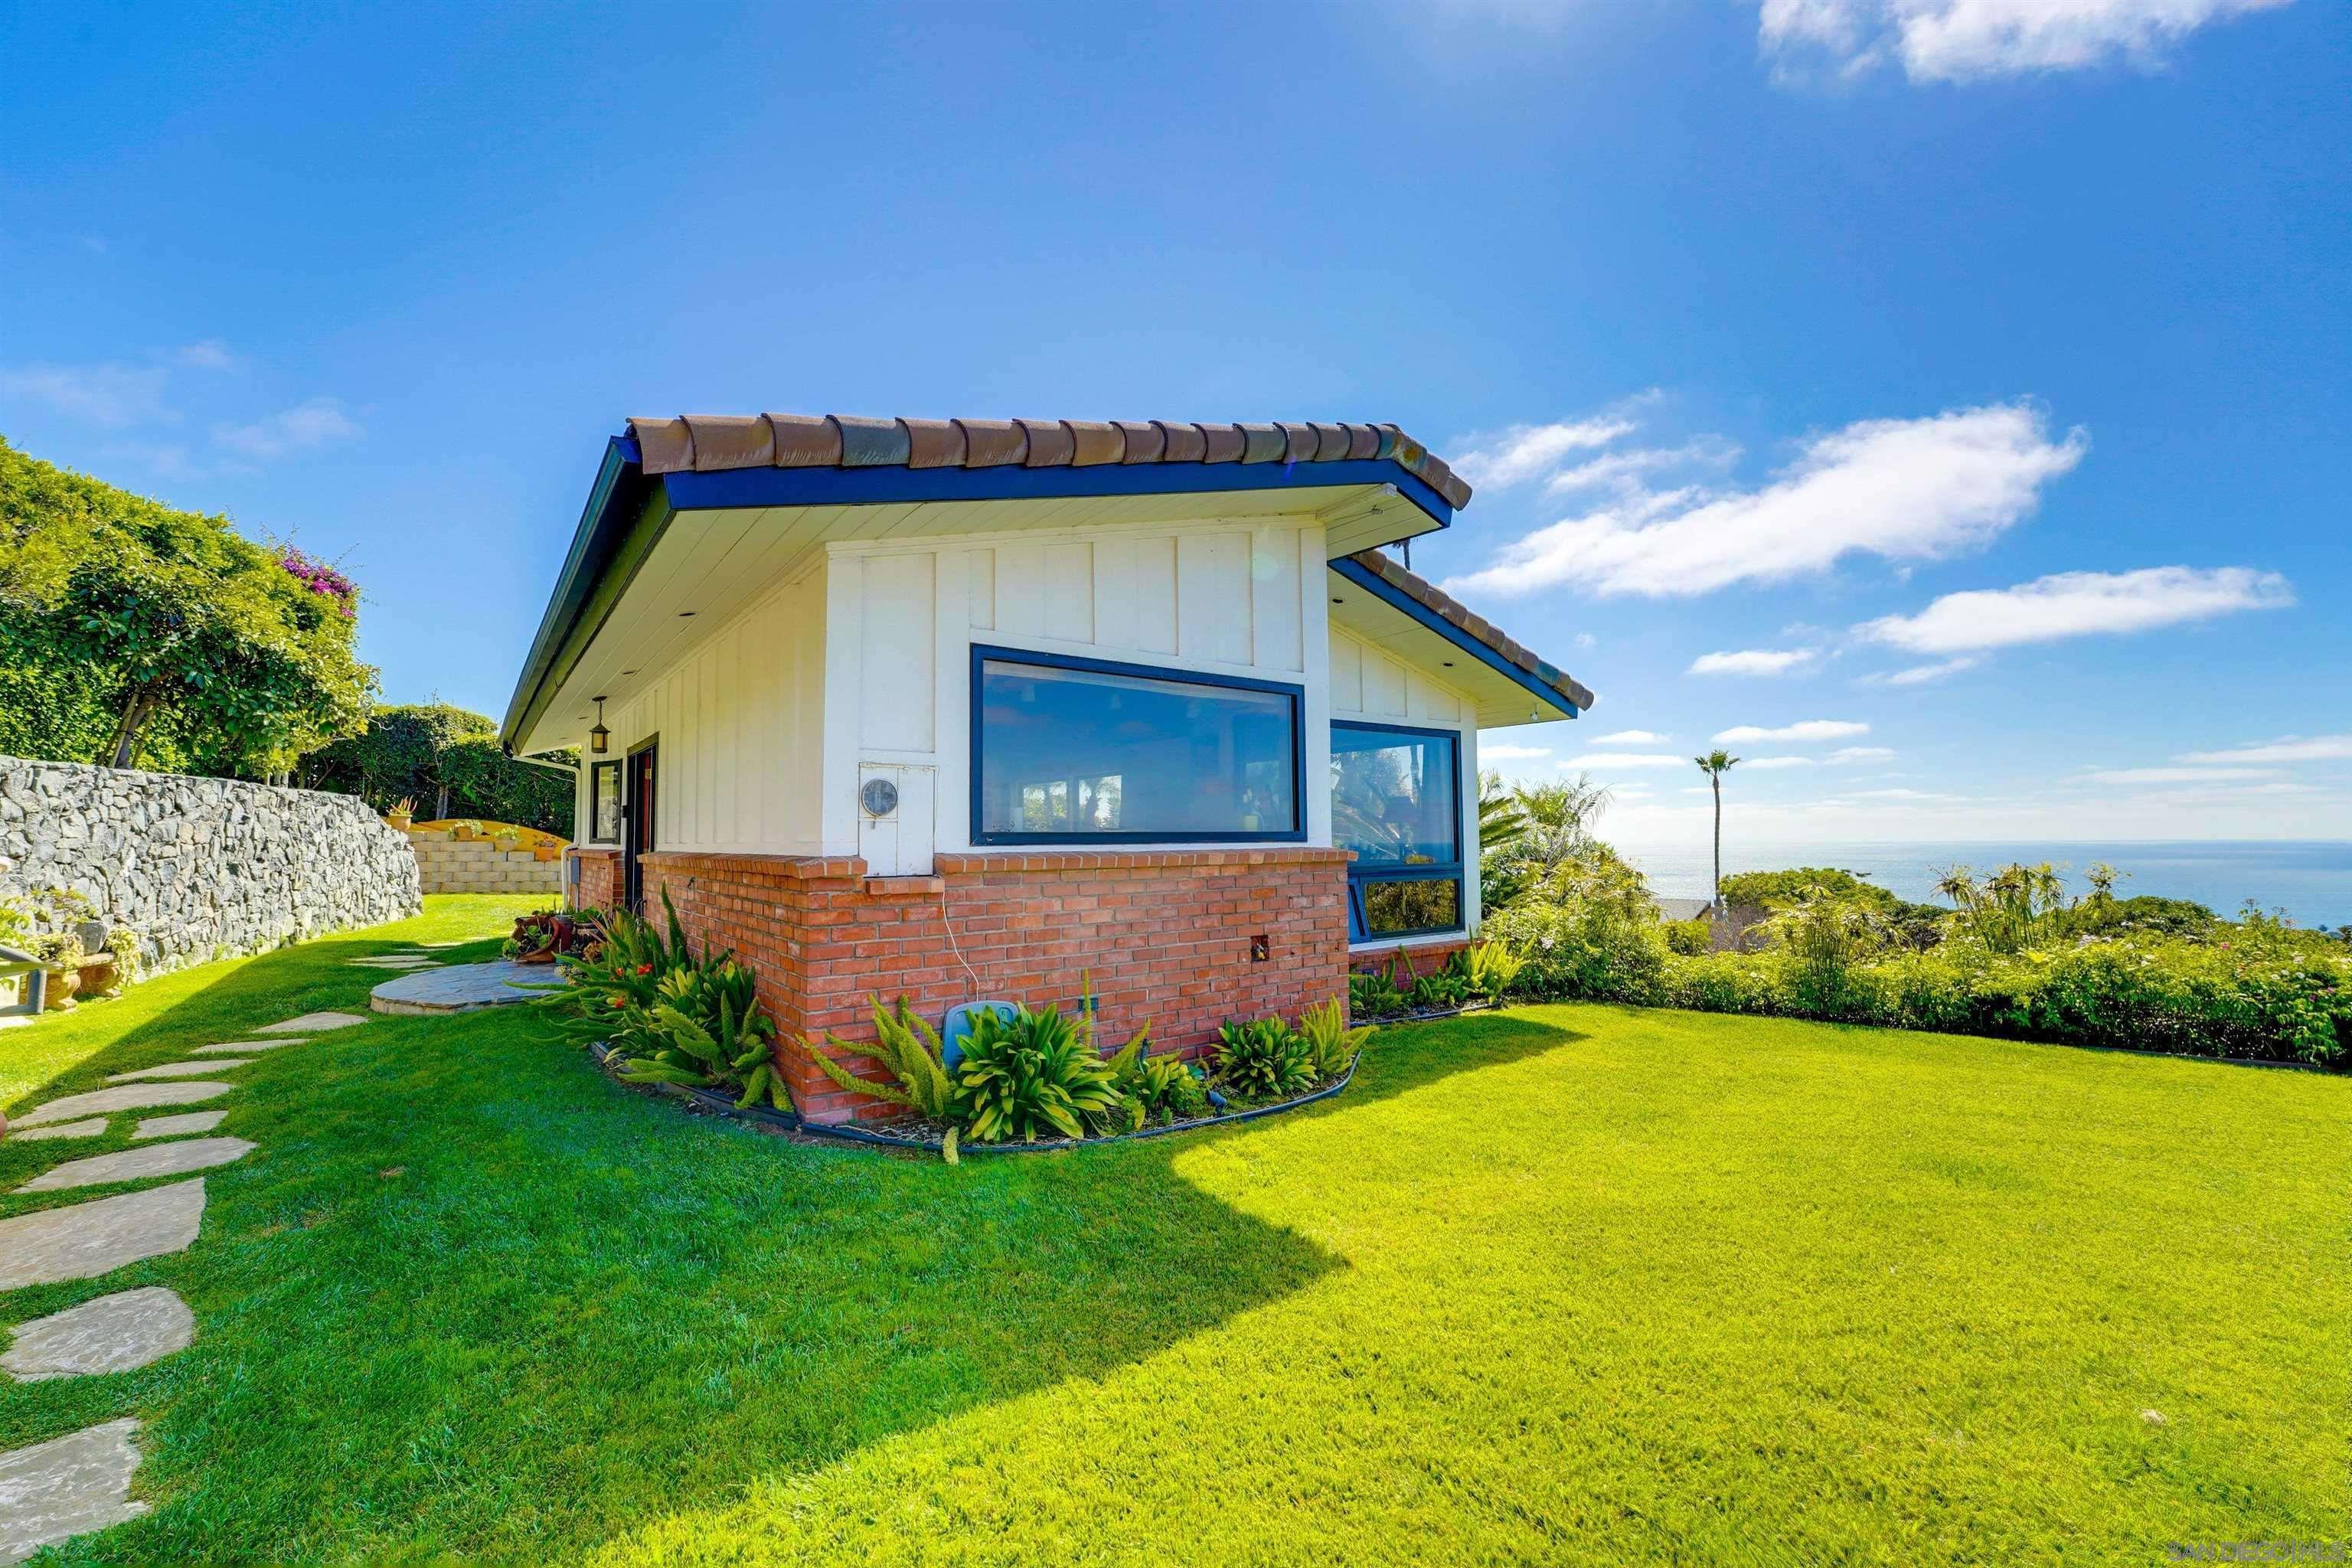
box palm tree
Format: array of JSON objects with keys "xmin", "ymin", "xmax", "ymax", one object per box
[{"xmin": 1693, "ymin": 750, "xmax": 1739, "ymax": 909}]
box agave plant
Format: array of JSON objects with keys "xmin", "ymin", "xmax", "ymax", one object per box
[
  {"xmin": 954, "ymin": 1002, "xmax": 1124, "ymax": 1144},
  {"xmin": 1212, "ymin": 1016, "xmax": 1315, "ymax": 1100},
  {"xmin": 613, "ymin": 975, "xmax": 782, "ymax": 1109}
]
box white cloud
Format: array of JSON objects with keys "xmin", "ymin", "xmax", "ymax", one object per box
[
  {"xmin": 2175, "ymin": 734, "xmax": 2352, "ymax": 765},
  {"xmin": 1713, "ymin": 719, "xmax": 1870, "ymax": 743},
  {"xmin": 212, "ymin": 397, "xmax": 362, "ymax": 460},
  {"xmin": 1561, "ymin": 753, "xmax": 1690, "ymax": 770},
  {"xmin": 1848, "ymin": 787, "xmax": 1959, "ymax": 801},
  {"xmin": 1572, "ymin": 632, "xmax": 1597, "ymax": 649},
  {"xmin": 1828, "ymin": 746, "xmax": 1896, "ymax": 763},
  {"xmin": 0, "ymin": 361, "xmax": 174, "ymax": 427},
  {"xmin": 1758, "ymin": 0, "xmax": 2293, "ymax": 84},
  {"xmin": 1688, "ymin": 647, "xmax": 1821, "ymax": 677},
  {"xmin": 172, "ymin": 339, "xmax": 237, "ymax": 371},
  {"xmin": 1543, "ymin": 436, "xmax": 1741, "ymax": 498},
  {"xmin": 1856, "ymin": 566, "xmax": 2293, "ymax": 653},
  {"xmin": 1443, "ymin": 401, "xmax": 2085, "ymax": 600},
  {"xmin": 2084, "ymin": 766, "xmax": 2279, "ymax": 783},
  {"xmin": 1451, "ymin": 416, "xmax": 1637, "ymax": 490},
  {"xmin": 1742, "ymin": 756, "xmax": 1818, "ymax": 770},
  {"xmin": 1863, "ymin": 655, "xmax": 1980, "ymax": 686},
  {"xmin": 1593, "ymin": 729, "xmax": 1669, "ymax": 744},
  {"xmin": 1478, "ymin": 742, "xmax": 1554, "ymax": 760}
]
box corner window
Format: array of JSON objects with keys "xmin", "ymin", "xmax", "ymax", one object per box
[
  {"xmin": 1331, "ymin": 722, "xmax": 1463, "ymax": 941},
  {"xmin": 972, "ymin": 647, "xmax": 1303, "ymax": 844}
]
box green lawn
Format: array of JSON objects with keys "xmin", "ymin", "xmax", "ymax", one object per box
[{"xmin": 2, "ymin": 896, "xmax": 2344, "ymax": 1566}]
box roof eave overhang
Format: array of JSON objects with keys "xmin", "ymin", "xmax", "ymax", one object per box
[
  {"xmin": 1328, "ymin": 556, "xmax": 1583, "ymax": 727},
  {"xmin": 502, "ymin": 439, "xmax": 1457, "ymax": 753}
]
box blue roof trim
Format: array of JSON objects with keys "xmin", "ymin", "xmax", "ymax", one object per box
[
  {"xmin": 660, "ymin": 455, "xmax": 1455, "ymax": 528},
  {"xmin": 500, "ymin": 435, "xmax": 655, "ymax": 746},
  {"xmin": 1329, "ymin": 556, "xmax": 1579, "ymax": 720}
]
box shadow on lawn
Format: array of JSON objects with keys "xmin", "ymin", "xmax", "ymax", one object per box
[{"xmin": 3, "ymin": 917, "xmax": 1589, "ymax": 1562}]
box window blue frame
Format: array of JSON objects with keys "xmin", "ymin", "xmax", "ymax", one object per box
[
  {"xmin": 969, "ymin": 644, "xmax": 1307, "ymax": 846},
  {"xmin": 1332, "ymin": 720, "xmax": 1465, "ymax": 942}
]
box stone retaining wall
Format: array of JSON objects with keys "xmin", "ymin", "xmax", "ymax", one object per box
[
  {"xmin": 405, "ymin": 832, "xmax": 564, "ymax": 896},
  {"xmin": 0, "ymin": 757, "xmax": 422, "ymax": 979}
]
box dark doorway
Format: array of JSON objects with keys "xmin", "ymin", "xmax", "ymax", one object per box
[{"xmin": 624, "ymin": 739, "xmax": 658, "ymax": 913}]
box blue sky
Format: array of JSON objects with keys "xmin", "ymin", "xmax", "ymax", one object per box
[{"xmin": 4, "ymin": 0, "xmax": 2346, "ymax": 845}]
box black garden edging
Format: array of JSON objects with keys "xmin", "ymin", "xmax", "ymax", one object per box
[
  {"xmin": 1347, "ymin": 998, "xmax": 1495, "ymax": 1028},
  {"xmin": 586, "ymin": 1040, "xmax": 1363, "ymax": 1155}
]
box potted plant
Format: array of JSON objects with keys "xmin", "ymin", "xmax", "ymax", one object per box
[
  {"xmin": 451, "ymin": 820, "xmax": 480, "ymax": 841},
  {"xmin": 386, "ymin": 796, "xmax": 416, "ymax": 830},
  {"xmin": 494, "ymin": 827, "xmax": 523, "ymax": 854},
  {"xmin": 35, "ymin": 930, "xmax": 86, "ymax": 1011},
  {"xmin": 532, "ymin": 839, "xmax": 564, "ymax": 862}
]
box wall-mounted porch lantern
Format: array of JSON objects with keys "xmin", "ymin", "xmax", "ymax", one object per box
[{"xmin": 589, "ymin": 697, "xmax": 610, "ymax": 756}]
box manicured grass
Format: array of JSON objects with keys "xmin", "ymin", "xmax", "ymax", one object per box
[{"xmin": 2, "ymin": 897, "xmax": 2344, "ymax": 1564}]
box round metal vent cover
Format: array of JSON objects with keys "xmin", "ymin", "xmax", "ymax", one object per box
[{"xmin": 861, "ymin": 778, "xmax": 900, "ymax": 818}]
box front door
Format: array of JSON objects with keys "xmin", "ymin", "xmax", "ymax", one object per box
[{"xmin": 624, "ymin": 740, "xmax": 658, "ymax": 913}]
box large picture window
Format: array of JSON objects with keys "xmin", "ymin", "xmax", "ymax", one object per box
[
  {"xmin": 1331, "ymin": 722, "xmax": 1464, "ymax": 941},
  {"xmin": 972, "ymin": 647, "xmax": 1303, "ymax": 844}
]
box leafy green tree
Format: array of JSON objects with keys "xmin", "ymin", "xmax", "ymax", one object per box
[
  {"xmin": 298, "ymin": 703, "xmax": 576, "ymax": 834},
  {"xmin": 1478, "ymin": 770, "xmax": 1615, "ymax": 912},
  {"xmin": 0, "ymin": 436, "xmax": 374, "ymax": 776}
]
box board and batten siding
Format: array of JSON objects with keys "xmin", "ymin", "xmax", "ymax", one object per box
[
  {"xmin": 823, "ymin": 517, "xmax": 1334, "ymax": 868},
  {"xmin": 572, "ymin": 560, "xmax": 828, "ymax": 855},
  {"xmin": 1328, "ymin": 623, "xmax": 1485, "ymax": 942}
]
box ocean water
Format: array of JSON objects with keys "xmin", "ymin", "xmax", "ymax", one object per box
[{"xmin": 1615, "ymin": 841, "xmax": 2352, "ymax": 929}]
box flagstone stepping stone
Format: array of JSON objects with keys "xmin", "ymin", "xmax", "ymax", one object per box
[
  {"xmin": 132, "ymin": 1110, "xmax": 226, "ymax": 1139},
  {"xmin": 191, "ymin": 1040, "xmax": 292, "ymax": 1054},
  {"xmin": 350, "ymin": 956, "xmax": 439, "ymax": 968},
  {"xmin": 16, "ymin": 1138, "xmax": 255, "ymax": 1194},
  {"xmin": 106, "ymin": 1060, "xmax": 252, "ymax": 1082},
  {"xmin": 11, "ymin": 1119, "xmax": 109, "ymax": 1143},
  {"xmin": 0, "ymin": 1180, "xmax": 205, "ymax": 1290},
  {"xmin": 0, "ymin": 1417, "xmax": 149, "ymax": 1564},
  {"xmin": 2, "ymin": 1288, "xmax": 194, "ymax": 1382},
  {"xmin": 371, "ymin": 959, "xmax": 550, "ymax": 1015},
  {"xmin": 17, "ymin": 1083, "xmax": 235, "ymax": 1127},
  {"xmin": 257, "ymin": 1011, "xmax": 368, "ymax": 1033}
]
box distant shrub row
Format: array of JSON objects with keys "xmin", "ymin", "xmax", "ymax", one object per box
[{"xmin": 1482, "ymin": 851, "xmax": 2350, "ymax": 1067}]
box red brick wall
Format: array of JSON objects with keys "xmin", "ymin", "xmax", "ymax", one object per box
[
  {"xmin": 568, "ymin": 848, "xmax": 622, "ymax": 913},
  {"xmin": 635, "ymin": 847, "xmax": 1351, "ymax": 1125},
  {"xmin": 1349, "ymin": 938, "xmax": 1470, "ymax": 978}
]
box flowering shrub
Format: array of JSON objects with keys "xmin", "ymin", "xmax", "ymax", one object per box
[{"xmin": 279, "ymin": 547, "xmax": 358, "ymax": 616}]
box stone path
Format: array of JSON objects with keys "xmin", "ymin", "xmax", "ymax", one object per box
[
  {"xmin": 134, "ymin": 1110, "xmax": 227, "ymax": 1138},
  {"xmin": 256, "ymin": 1011, "xmax": 368, "ymax": 1034},
  {"xmin": 0, "ymin": 1419, "xmax": 149, "ymax": 1565},
  {"xmin": 0, "ymin": 995, "xmax": 388, "ymax": 1559},
  {"xmin": 13, "ymin": 1119, "xmax": 108, "ymax": 1143},
  {"xmin": 3, "ymin": 1288, "xmax": 194, "ymax": 1381},
  {"xmin": 0, "ymin": 1181, "xmax": 207, "ymax": 1291},
  {"xmin": 370, "ymin": 959, "xmax": 548, "ymax": 1015},
  {"xmin": 16, "ymin": 1138, "xmax": 256, "ymax": 1194},
  {"xmin": 107, "ymin": 1060, "xmax": 253, "ymax": 1083},
  {"xmin": 18, "ymin": 1081, "xmax": 235, "ymax": 1126}
]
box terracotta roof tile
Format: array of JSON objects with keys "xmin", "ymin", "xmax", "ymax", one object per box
[
  {"xmin": 624, "ymin": 411, "xmax": 1476, "ymax": 509},
  {"xmin": 1347, "ymin": 548, "xmax": 1595, "ymax": 714}
]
